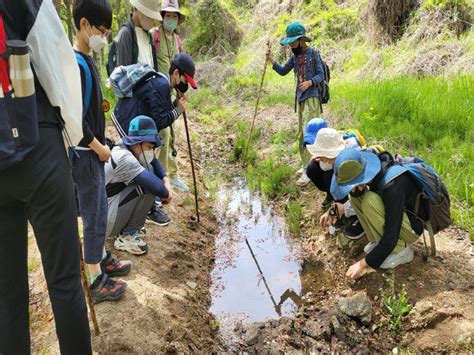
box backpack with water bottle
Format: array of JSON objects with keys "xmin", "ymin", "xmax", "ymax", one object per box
[{"xmin": 0, "ymin": 15, "xmax": 38, "ymax": 171}]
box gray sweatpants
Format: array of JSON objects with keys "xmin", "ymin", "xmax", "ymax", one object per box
[{"xmin": 106, "ymin": 184, "xmax": 155, "ymax": 237}]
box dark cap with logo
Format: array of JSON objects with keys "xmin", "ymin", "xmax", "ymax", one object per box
[{"xmin": 172, "ymin": 52, "xmax": 197, "ymax": 89}]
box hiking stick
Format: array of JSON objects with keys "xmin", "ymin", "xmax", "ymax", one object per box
[
  {"xmin": 178, "ymin": 91, "xmax": 200, "ymax": 223},
  {"xmin": 244, "ymin": 238, "xmax": 281, "ymax": 316},
  {"xmin": 242, "ymin": 40, "xmax": 271, "ymax": 167},
  {"xmin": 78, "ymin": 238, "xmax": 100, "ymax": 335}
]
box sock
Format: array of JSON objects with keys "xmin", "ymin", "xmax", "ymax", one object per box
[{"xmin": 88, "ymin": 270, "xmax": 102, "ymax": 285}]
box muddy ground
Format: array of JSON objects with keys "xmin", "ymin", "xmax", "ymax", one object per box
[
  {"xmin": 29, "ymin": 121, "xmax": 221, "ymax": 354},
  {"xmin": 28, "ymin": 98, "xmax": 473, "ymax": 353}
]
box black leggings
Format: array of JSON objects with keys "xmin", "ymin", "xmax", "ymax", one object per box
[{"xmin": 0, "ymin": 126, "xmax": 92, "ymax": 355}]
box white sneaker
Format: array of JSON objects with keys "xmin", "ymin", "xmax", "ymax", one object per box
[
  {"xmin": 297, "ymin": 172, "xmax": 310, "ymax": 187},
  {"xmin": 380, "ymin": 245, "xmax": 414, "ymax": 269},
  {"xmin": 296, "ymin": 167, "xmax": 305, "ymax": 176},
  {"xmin": 114, "ymin": 234, "xmax": 148, "ymax": 255},
  {"xmin": 364, "ymin": 241, "xmax": 378, "ymax": 254}
]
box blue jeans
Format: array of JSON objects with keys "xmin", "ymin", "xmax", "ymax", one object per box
[{"xmin": 72, "ymin": 150, "xmax": 107, "ymax": 264}]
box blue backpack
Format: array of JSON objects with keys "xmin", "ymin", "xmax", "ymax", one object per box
[
  {"xmin": 377, "ymin": 153, "xmax": 451, "ymax": 257},
  {"xmin": 75, "ymin": 52, "xmax": 92, "ymax": 115}
]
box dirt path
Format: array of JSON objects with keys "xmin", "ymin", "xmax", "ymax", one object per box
[{"xmin": 29, "ymin": 121, "xmax": 221, "ymax": 354}]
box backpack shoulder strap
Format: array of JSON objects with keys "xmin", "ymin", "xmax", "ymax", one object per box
[
  {"xmin": 153, "ymin": 27, "xmax": 161, "ymax": 52},
  {"xmin": 175, "ymin": 32, "xmax": 184, "ymax": 52},
  {"xmin": 75, "ymin": 52, "xmax": 92, "ymax": 115}
]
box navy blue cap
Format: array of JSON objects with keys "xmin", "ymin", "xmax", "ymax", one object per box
[{"xmin": 172, "ymin": 52, "xmax": 197, "ymax": 89}]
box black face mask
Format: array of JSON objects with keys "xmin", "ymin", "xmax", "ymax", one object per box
[
  {"xmin": 291, "ymin": 45, "xmax": 302, "ymax": 56},
  {"xmin": 176, "ymin": 81, "xmax": 189, "ymax": 94},
  {"xmin": 350, "ymin": 187, "xmax": 366, "ymax": 198}
]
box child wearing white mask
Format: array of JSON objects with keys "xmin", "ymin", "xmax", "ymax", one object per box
[{"xmin": 305, "ymin": 127, "xmax": 364, "ymax": 239}]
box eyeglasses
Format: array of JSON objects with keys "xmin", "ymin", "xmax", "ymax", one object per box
[{"xmin": 95, "ymin": 26, "xmax": 111, "ymax": 38}]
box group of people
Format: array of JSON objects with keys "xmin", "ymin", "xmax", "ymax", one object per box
[
  {"xmin": 271, "ymin": 22, "xmax": 450, "ymax": 280},
  {"xmin": 0, "ymin": 0, "xmax": 196, "ymax": 353}
]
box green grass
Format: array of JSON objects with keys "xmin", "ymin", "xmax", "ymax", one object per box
[
  {"xmin": 246, "ymin": 157, "xmax": 296, "ymax": 199},
  {"xmin": 381, "ymin": 274, "xmax": 413, "ymax": 333},
  {"xmin": 329, "ymin": 75, "xmax": 474, "ymax": 232},
  {"xmin": 286, "ymin": 201, "xmax": 303, "ymax": 236}
]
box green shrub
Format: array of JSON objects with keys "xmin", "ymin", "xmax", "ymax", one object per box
[
  {"xmin": 247, "ymin": 157, "xmax": 296, "ymax": 199},
  {"xmin": 381, "ymin": 275, "xmax": 413, "ymax": 333}
]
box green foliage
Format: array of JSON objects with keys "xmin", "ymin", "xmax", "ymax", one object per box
[
  {"xmin": 424, "ymin": 0, "xmax": 471, "ymax": 10},
  {"xmin": 329, "ymin": 75, "xmax": 474, "ymax": 230},
  {"xmin": 225, "ymin": 72, "xmax": 261, "ymax": 100},
  {"xmin": 286, "ymin": 201, "xmax": 303, "ymax": 236},
  {"xmin": 381, "ymin": 275, "xmax": 413, "ymax": 332},
  {"xmin": 307, "ymin": 9, "xmax": 359, "ymax": 43},
  {"xmin": 231, "ymin": 120, "xmax": 260, "ymax": 163},
  {"xmin": 185, "ymin": 0, "xmax": 242, "ymax": 58},
  {"xmin": 247, "ymin": 157, "xmax": 296, "ymax": 199}
]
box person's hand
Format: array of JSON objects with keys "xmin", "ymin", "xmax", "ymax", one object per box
[
  {"xmin": 299, "ymin": 80, "xmax": 313, "ymax": 92},
  {"xmin": 334, "ymin": 202, "xmax": 345, "ymax": 218},
  {"xmin": 98, "ymin": 144, "xmax": 111, "ymax": 162},
  {"xmin": 266, "ymin": 47, "xmax": 275, "ymax": 64},
  {"xmin": 177, "ymin": 96, "xmax": 186, "ymax": 114},
  {"xmin": 346, "ymin": 259, "xmax": 368, "ymax": 280},
  {"xmin": 162, "ymin": 177, "xmax": 173, "ymax": 204},
  {"xmin": 319, "ymin": 212, "xmax": 330, "ymax": 228}
]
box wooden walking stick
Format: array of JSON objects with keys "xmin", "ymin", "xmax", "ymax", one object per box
[
  {"xmin": 78, "ymin": 238, "xmax": 100, "ymax": 335},
  {"xmin": 178, "ymin": 91, "xmax": 200, "ymax": 223},
  {"xmin": 242, "ymin": 40, "xmax": 271, "ymax": 167}
]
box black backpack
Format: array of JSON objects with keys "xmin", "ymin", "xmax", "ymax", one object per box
[{"xmin": 311, "ymin": 48, "xmax": 330, "ymax": 112}]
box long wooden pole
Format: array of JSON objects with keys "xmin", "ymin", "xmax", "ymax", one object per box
[
  {"xmin": 79, "ymin": 239, "xmax": 100, "ymax": 335},
  {"xmin": 242, "ymin": 40, "xmax": 271, "ymax": 167},
  {"xmin": 179, "ymin": 92, "xmax": 200, "ymax": 223}
]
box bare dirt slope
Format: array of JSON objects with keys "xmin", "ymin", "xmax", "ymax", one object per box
[{"xmin": 29, "ymin": 121, "xmax": 220, "ymax": 354}]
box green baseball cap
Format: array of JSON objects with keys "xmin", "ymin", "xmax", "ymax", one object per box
[{"xmin": 280, "ymin": 22, "xmax": 311, "ymax": 46}]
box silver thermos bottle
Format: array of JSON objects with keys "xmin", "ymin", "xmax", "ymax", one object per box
[{"xmin": 7, "ymin": 40, "xmax": 34, "ymax": 97}]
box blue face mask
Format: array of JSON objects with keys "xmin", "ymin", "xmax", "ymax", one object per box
[{"xmin": 164, "ymin": 18, "xmax": 178, "ymax": 32}]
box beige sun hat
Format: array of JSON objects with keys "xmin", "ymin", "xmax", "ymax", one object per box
[
  {"xmin": 161, "ymin": 0, "xmax": 186, "ymax": 23},
  {"xmin": 130, "ymin": 0, "xmax": 163, "ymax": 21},
  {"xmin": 306, "ymin": 128, "xmax": 345, "ymax": 158}
]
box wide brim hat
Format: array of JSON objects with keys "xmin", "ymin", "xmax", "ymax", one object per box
[
  {"xmin": 280, "ymin": 21, "xmax": 311, "ymax": 46},
  {"xmin": 122, "ymin": 134, "xmax": 162, "ymax": 147},
  {"xmin": 122, "ymin": 115, "xmax": 163, "ymax": 147},
  {"xmin": 130, "ymin": 0, "xmax": 163, "ymax": 21},
  {"xmin": 330, "ymin": 148, "xmax": 381, "ymax": 201},
  {"xmin": 303, "ymin": 118, "xmax": 328, "ymax": 146},
  {"xmin": 306, "ymin": 128, "xmax": 345, "ymax": 158}
]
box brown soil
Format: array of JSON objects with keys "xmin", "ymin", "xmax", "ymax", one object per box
[
  {"xmin": 28, "ymin": 97, "xmax": 473, "ymax": 353},
  {"xmin": 29, "ymin": 121, "xmax": 221, "ymax": 354}
]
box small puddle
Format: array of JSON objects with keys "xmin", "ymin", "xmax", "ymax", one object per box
[{"xmin": 209, "ymin": 177, "xmax": 332, "ymax": 347}]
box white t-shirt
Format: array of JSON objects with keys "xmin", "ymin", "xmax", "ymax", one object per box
[{"xmin": 135, "ymin": 27, "xmax": 154, "ymax": 67}]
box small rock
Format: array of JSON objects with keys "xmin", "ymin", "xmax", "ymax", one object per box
[
  {"xmin": 448, "ymin": 282, "xmax": 455, "ymax": 290},
  {"xmin": 244, "ymin": 324, "xmax": 261, "ymax": 346},
  {"xmin": 330, "ymin": 315, "xmax": 347, "ymax": 342},
  {"xmin": 277, "ymin": 317, "xmax": 294, "ymax": 334},
  {"xmin": 374, "ymin": 295, "xmax": 379, "ymax": 302},
  {"xmin": 442, "ymin": 259, "xmax": 448, "ymax": 264},
  {"xmin": 392, "ymin": 347, "xmax": 399, "ymax": 354},
  {"xmin": 340, "ymin": 289, "xmax": 352, "ymax": 297},
  {"xmin": 338, "ymin": 292, "xmax": 373, "ymax": 325},
  {"xmin": 408, "ymin": 276, "xmax": 415, "ymax": 282},
  {"xmin": 458, "ymin": 321, "xmax": 474, "ymax": 345},
  {"xmin": 302, "ymin": 319, "xmax": 332, "ymax": 341},
  {"xmin": 186, "ymin": 281, "xmax": 197, "ymax": 289}
]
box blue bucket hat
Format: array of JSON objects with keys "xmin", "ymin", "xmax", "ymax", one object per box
[
  {"xmin": 303, "ymin": 118, "xmax": 328, "ymax": 146},
  {"xmin": 330, "ymin": 148, "xmax": 381, "ymax": 200},
  {"xmin": 280, "ymin": 22, "xmax": 311, "ymax": 46},
  {"xmin": 122, "ymin": 115, "xmax": 162, "ymax": 147}
]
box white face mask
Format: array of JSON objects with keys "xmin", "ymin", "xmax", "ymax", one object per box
[
  {"xmin": 319, "ymin": 161, "xmax": 333, "ymax": 171},
  {"xmin": 139, "ymin": 149, "xmax": 155, "ymax": 170},
  {"xmin": 87, "ymin": 24, "xmax": 107, "ymax": 53},
  {"xmin": 89, "ymin": 34, "xmax": 107, "ymax": 53}
]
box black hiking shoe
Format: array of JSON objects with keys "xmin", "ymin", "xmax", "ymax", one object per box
[
  {"xmin": 147, "ymin": 206, "xmax": 171, "ymax": 226},
  {"xmin": 100, "ymin": 250, "xmax": 132, "ymax": 277},
  {"xmin": 343, "ymin": 217, "xmax": 365, "ymax": 240},
  {"xmin": 90, "ymin": 273, "xmax": 127, "ymax": 304}
]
